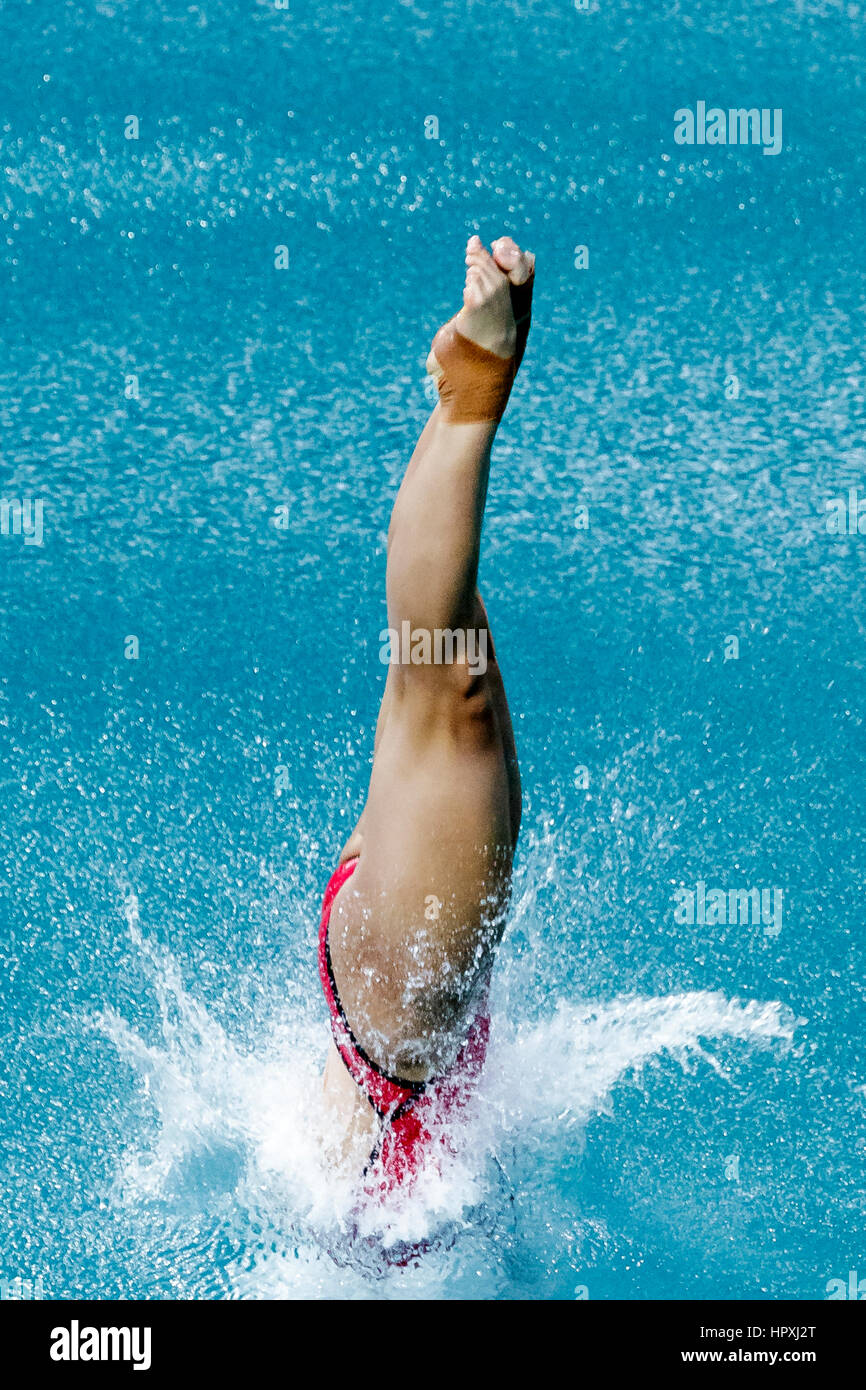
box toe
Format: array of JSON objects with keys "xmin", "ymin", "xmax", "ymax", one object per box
[
  {"xmin": 492, "ymin": 237, "xmax": 534, "ymax": 285},
  {"xmin": 465, "ymin": 234, "xmax": 485, "ymax": 267},
  {"xmin": 491, "ymin": 236, "xmax": 519, "ymax": 268},
  {"xmin": 465, "ymin": 235, "xmax": 499, "ymax": 275}
]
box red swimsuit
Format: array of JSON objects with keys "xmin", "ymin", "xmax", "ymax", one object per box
[{"xmin": 318, "ymin": 857, "xmax": 489, "ymax": 1194}]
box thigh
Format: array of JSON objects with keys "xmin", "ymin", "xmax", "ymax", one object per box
[{"xmin": 328, "ymin": 673, "xmax": 514, "ymax": 1081}]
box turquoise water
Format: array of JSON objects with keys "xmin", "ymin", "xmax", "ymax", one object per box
[{"xmin": 1, "ymin": 0, "xmax": 864, "ymax": 1299}]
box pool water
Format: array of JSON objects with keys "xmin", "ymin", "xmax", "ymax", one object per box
[{"xmin": 1, "ymin": 0, "xmax": 864, "ymax": 1299}]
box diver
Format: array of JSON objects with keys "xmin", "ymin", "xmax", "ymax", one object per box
[{"xmin": 318, "ymin": 235, "xmax": 535, "ymax": 1195}]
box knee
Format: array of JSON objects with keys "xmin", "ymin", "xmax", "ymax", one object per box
[
  {"xmin": 387, "ymin": 625, "xmax": 492, "ymax": 694},
  {"xmin": 391, "ymin": 643, "xmax": 497, "ymax": 733},
  {"xmin": 433, "ymin": 655, "xmax": 499, "ymax": 736}
]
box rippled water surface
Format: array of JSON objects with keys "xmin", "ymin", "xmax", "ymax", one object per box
[{"xmin": 1, "ymin": 0, "xmax": 864, "ymax": 1299}]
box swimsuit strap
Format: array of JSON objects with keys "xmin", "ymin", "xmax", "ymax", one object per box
[
  {"xmin": 318, "ymin": 855, "xmax": 492, "ymax": 1192},
  {"xmin": 318, "ymin": 858, "xmax": 424, "ymax": 1118}
]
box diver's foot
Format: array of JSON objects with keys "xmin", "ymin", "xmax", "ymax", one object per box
[
  {"xmin": 425, "ymin": 235, "xmax": 516, "ymax": 384},
  {"xmin": 425, "ymin": 235, "xmax": 537, "ymax": 424},
  {"xmin": 456, "ymin": 234, "xmax": 517, "ymax": 358},
  {"xmin": 491, "ymin": 236, "xmax": 535, "ymax": 370},
  {"xmin": 422, "ymin": 236, "xmax": 517, "ymax": 425}
]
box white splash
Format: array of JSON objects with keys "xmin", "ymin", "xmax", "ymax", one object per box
[{"xmin": 88, "ymin": 892, "xmax": 798, "ymax": 1294}]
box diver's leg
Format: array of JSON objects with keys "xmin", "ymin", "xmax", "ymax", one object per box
[
  {"xmin": 324, "ymin": 238, "xmax": 534, "ymax": 1086},
  {"xmin": 336, "ymin": 236, "xmax": 532, "ymax": 866}
]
